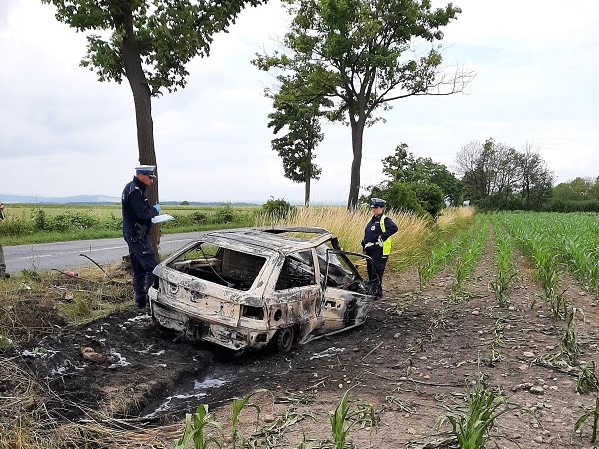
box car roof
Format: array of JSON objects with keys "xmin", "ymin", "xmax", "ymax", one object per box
[{"xmin": 201, "ymin": 226, "xmax": 336, "ymax": 256}]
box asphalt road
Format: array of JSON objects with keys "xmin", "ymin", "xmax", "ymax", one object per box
[{"xmin": 3, "ymin": 232, "xmax": 200, "ymax": 275}]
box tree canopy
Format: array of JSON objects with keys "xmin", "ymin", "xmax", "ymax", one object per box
[
  {"xmin": 455, "ymin": 139, "xmax": 554, "ymax": 210},
  {"xmin": 362, "ymin": 143, "xmax": 460, "ymax": 217},
  {"xmin": 267, "ymin": 74, "xmax": 329, "ymax": 206},
  {"xmin": 253, "ymin": 0, "xmax": 474, "ymax": 209},
  {"xmin": 42, "ymin": 0, "xmax": 265, "ymax": 245}
]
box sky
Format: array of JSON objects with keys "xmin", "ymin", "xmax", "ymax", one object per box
[{"xmin": 1, "ymin": 0, "xmax": 598, "ymax": 204}]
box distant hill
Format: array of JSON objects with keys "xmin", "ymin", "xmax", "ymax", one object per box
[
  {"xmin": 0, "ymin": 194, "xmax": 264, "ymax": 206},
  {"xmin": 1, "ymin": 194, "xmax": 341, "ymax": 206},
  {"xmin": 1, "ymin": 194, "xmax": 121, "ymax": 204}
]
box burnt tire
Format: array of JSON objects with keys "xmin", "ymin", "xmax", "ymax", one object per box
[{"xmin": 275, "ymin": 326, "xmax": 295, "ymax": 353}]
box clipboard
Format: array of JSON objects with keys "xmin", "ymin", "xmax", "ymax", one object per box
[{"xmin": 151, "ymin": 213, "xmax": 175, "ymax": 224}]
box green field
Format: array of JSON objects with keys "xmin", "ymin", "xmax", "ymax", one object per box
[{"xmin": 0, "ymin": 203, "xmax": 260, "ymax": 245}]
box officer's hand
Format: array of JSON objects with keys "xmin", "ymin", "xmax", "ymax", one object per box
[
  {"xmin": 377, "ymin": 237, "xmax": 383, "ymax": 247},
  {"xmin": 153, "ymin": 204, "xmax": 161, "ymax": 212}
]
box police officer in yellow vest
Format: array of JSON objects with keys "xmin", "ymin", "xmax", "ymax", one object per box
[{"xmin": 361, "ymin": 198, "xmax": 398, "ymax": 298}]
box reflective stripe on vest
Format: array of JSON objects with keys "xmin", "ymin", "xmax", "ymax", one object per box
[{"xmin": 380, "ymin": 214, "xmax": 392, "ymax": 256}]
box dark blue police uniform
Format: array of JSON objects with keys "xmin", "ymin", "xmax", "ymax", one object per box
[
  {"xmin": 362, "ymin": 199, "xmax": 398, "ymax": 297},
  {"xmin": 122, "ymin": 172, "xmax": 159, "ymax": 308}
]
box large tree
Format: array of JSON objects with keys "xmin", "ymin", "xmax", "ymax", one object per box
[
  {"xmin": 253, "ymin": 0, "xmax": 473, "ymax": 209},
  {"xmin": 267, "ymin": 75, "xmax": 329, "ymax": 206},
  {"xmin": 41, "ymin": 0, "xmax": 264, "ymax": 243}
]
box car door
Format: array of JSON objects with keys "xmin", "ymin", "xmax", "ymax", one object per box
[{"xmin": 312, "ymin": 248, "xmax": 378, "ymax": 337}]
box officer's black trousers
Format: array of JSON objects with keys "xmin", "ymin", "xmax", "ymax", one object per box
[
  {"xmin": 364, "ymin": 245, "xmax": 388, "ymax": 297},
  {"xmin": 124, "ymin": 234, "xmax": 158, "ymax": 307}
]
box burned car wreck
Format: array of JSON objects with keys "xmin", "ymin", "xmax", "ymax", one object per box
[{"xmin": 148, "ymin": 227, "xmax": 379, "ymax": 352}]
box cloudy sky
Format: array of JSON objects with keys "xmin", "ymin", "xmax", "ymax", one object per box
[{"xmin": 1, "ymin": 0, "xmax": 598, "ymax": 204}]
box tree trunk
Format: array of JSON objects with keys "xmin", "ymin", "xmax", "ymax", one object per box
[
  {"xmin": 304, "ymin": 177, "xmax": 311, "ymax": 207},
  {"xmin": 120, "ymin": 7, "xmax": 161, "ymax": 253},
  {"xmin": 347, "ymin": 119, "xmax": 365, "ymax": 210}
]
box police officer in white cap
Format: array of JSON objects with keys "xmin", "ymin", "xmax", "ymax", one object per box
[
  {"xmin": 361, "ymin": 198, "xmax": 398, "ymax": 298},
  {"xmin": 121, "ymin": 165, "xmax": 161, "ymax": 308}
]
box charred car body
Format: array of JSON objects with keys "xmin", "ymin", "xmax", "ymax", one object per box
[{"xmin": 148, "ymin": 227, "xmax": 378, "ymax": 352}]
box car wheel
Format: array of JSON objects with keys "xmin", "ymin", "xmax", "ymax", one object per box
[{"xmin": 275, "ymin": 327, "xmax": 295, "ymax": 353}]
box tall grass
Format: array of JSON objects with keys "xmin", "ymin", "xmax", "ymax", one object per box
[{"xmin": 255, "ymin": 206, "xmax": 434, "ymax": 272}]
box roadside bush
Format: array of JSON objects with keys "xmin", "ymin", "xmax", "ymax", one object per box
[
  {"xmin": 50, "ymin": 212, "xmax": 100, "ymax": 232},
  {"xmin": 261, "ymin": 197, "xmax": 294, "ymax": 220},
  {"xmin": 32, "ymin": 207, "xmax": 48, "ymax": 231},
  {"xmin": 103, "ymin": 213, "xmax": 122, "ymax": 231},
  {"xmin": 190, "ymin": 211, "xmax": 208, "ymax": 224},
  {"xmin": 0, "ymin": 216, "xmax": 35, "ymax": 236},
  {"xmin": 214, "ymin": 203, "xmax": 235, "ymax": 224}
]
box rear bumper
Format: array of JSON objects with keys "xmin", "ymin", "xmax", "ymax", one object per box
[{"xmin": 149, "ymin": 288, "xmax": 274, "ymax": 351}]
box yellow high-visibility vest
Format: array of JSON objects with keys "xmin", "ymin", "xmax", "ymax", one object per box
[{"xmin": 380, "ymin": 214, "xmax": 392, "ymax": 256}]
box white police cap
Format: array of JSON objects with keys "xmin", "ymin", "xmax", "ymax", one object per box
[{"xmin": 135, "ymin": 165, "xmax": 156, "ymax": 178}]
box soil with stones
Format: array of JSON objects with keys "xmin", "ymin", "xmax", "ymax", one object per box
[{"xmin": 4, "ymin": 235, "xmax": 599, "ymax": 448}]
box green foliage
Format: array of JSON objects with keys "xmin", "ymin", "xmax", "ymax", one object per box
[
  {"xmin": 260, "ymin": 197, "xmax": 294, "ymax": 220},
  {"xmin": 456, "ymin": 139, "xmax": 553, "ymax": 211},
  {"xmin": 575, "ymin": 396, "xmax": 599, "ymax": 444},
  {"xmin": 577, "ymin": 363, "xmax": 599, "ymax": 394},
  {"xmin": 253, "ymin": 0, "xmax": 471, "ymax": 207},
  {"xmin": 438, "ymin": 372, "xmax": 519, "ymax": 449},
  {"xmin": 268, "ymin": 76, "xmax": 327, "ymax": 205},
  {"xmin": 489, "ymin": 226, "xmax": 517, "ymax": 308},
  {"xmin": 382, "ymin": 144, "xmax": 463, "ymax": 205},
  {"xmin": 173, "ymin": 404, "xmax": 223, "ymax": 449},
  {"xmin": 32, "ymin": 207, "xmax": 48, "ymax": 231},
  {"xmin": 190, "ymin": 211, "xmax": 209, "ymax": 224},
  {"xmin": 42, "ymin": 0, "xmax": 266, "ymax": 96},
  {"xmin": 327, "ymin": 388, "xmax": 377, "ymax": 449},
  {"xmin": 1, "ymin": 204, "xmax": 257, "ymax": 245},
  {"xmin": 215, "ymin": 203, "xmax": 236, "ymax": 224},
  {"xmin": 363, "ymin": 144, "xmax": 458, "ymax": 216}
]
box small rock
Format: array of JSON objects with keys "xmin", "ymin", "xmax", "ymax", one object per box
[
  {"xmin": 529, "ymin": 386, "xmax": 544, "ymax": 395},
  {"xmin": 533, "ymin": 436, "xmax": 543, "ymax": 444},
  {"xmin": 519, "ymin": 364, "xmax": 529, "ymax": 371},
  {"xmin": 393, "ymin": 333, "xmax": 401, "ymax": 339},
  {"xmin": 263, "ymin": 414, "xmax": 276, "ymax": 423},
  {"xmin": 471, "ymin": 310, "xmax": 479, "ymax": 315},
  {"xmin": 81, "ymin": 347, "xmax": 105, "ymax": 363},
  {"xmin": 508, "ymin": 306, "xmax": 516, "ymax": 311},
  {"xmin": 512, "ymin": 382, "xmax": 534, "ymax": 392},
  {"xmin": 338, "ymin": 383, "xmax": 344, "ymax": 389},
  {"xmin": 523, "ymin": 351, "xmax": 535, "ymax": 358}
]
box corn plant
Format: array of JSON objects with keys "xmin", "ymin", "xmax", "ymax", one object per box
[
  {"xmin": 418, "ymin": 219, "xmax": 479, "ymax": 290},
  {"xmin": 575, "ymin": 396, "xmax": 599, "ymax": 444},
  {"xmin": 560, "ymin": 307, "xmax": 580, "ymax": 364},
  {"xmin": 451, "ymin": 221, "xmax": 488, "ymax": 299},
  {"xmin": 437, "ymin": 370, "xmax": 522, "ymax": 449},
  {"xmin": 489, "ymin": 226, "xmax": 516, "ymax": 308},
  {"xmin": 484, "ymin": 318, "xmax": 505, "ymax": 366},
  {"xmin": 577, "ymin": 363, "xmax": 599, "ymax": 394},
  {"xmin": 230, "ymin": 390, "xmax": 266, "ymax": 448},
  {"xmin": 329, "ymin": 389, "xmax": 377, "ymax": 449},
  {"xmin": 173, "ymin": 404, "xmax": 223, "ymax": 449}
]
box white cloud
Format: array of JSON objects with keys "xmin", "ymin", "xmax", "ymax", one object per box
[{"xmin": 0, "ymin": 0, "xmax": 597, "ymax": 202}]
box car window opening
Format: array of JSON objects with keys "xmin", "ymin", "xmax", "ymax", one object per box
[
  {"xmin": 167, "ymin": 243, "xmax": 266, "ymax": 291},
  {"xmin": 275, "ymin": 250, "xmax": 316, "ymax": 290}
]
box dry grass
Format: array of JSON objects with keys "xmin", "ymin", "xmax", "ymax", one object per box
[
  {"xmin": 255, "ymin": 205, "xmax": 434, "ymax": 272},
  {"xmin": 437, "ymin": 206, "xmax": 476, "ymax": 234}
]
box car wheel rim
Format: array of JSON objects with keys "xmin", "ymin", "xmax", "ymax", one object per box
[{"xmin": 277, "ymin": 327, "xmax": 294, "ymax": 353}]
